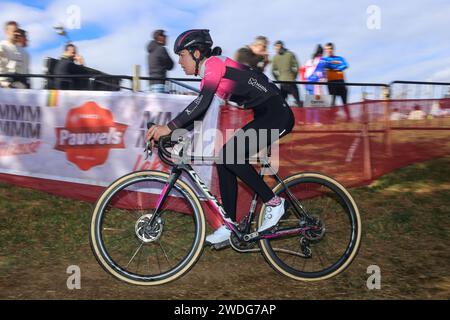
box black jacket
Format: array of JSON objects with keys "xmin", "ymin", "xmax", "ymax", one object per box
[
  {"xmin": 54, "ymin": 56, "xmax": 86, "ymax": 90},
  {"xmin": 235, "ymin": 46, "xmax": 266, "ymax": 72},
  {"xmin": 147, "ymin": 40, "xmax": 174, "ymax": 85}
]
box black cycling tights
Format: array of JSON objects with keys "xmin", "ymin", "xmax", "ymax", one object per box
[{"xmin": 216, "ymin": 95, "xmax": 295, "ymax": 222}]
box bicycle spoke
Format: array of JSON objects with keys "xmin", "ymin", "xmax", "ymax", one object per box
[
  {"xmin": 135, "ymin": 243, "xmax": 144, "ymax": 273},
  {"xmin": 302, "ymin": 255, "xmax": 307, "ymax": 272},
  {"xmin": 103, "ymin": 230, "xmax": 134, "ymax": 242},
  {"xmin": 315, "ymin": 246, "xmax": 326, "ymax": 269},
  {"xmin": 159, "ymin": 241, "xmax": 172, "ymax": 269},
  {"xmin": 126, "ymin": 242, "xmax": 144, "ymax": 269},
  {"xmin": 321, "ymin": 244, "xmax": 334, "ymax": 264},
  {"xmin": 155, "ymin": 246, "xmax": 162, "ymax": 274},
  {"xmin": 146, "ymin": 248, "xmax": 152, "ymax": 273},
  {"xmin": 324, "ymin": 236, "xmax": 338, "ymax": 257},
  {"xmin": 102, "ymin": 227, "xmax": 127, "ymax": 233}
]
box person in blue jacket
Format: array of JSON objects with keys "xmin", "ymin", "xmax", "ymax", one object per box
[{"xmin": 323, "ymin": 43, "xmax": 351, "ymax": 121}]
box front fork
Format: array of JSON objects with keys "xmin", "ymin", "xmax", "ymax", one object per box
[{"xmin": 147, "ymin": 166, "xmax": 183, "ymax": 227}]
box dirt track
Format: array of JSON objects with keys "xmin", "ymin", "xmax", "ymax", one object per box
[
  {"xmin": 1, "ymin": 226, "xmax": 449, "ymax": 300},
  {"xmin": 1, "ymin": 157, "xmax": 449, "ymax": 300}
]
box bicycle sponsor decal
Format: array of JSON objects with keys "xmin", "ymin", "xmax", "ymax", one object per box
[{"xmin": 54, "ymin": 101, "xmax": 128, "ymax": 171}]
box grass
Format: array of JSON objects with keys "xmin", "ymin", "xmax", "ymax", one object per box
[
  {"xmin": 0, "ymin": 190, "xmax": 92, "ymax": 271},
  {"xmin": 0, "ymin": 156, "xmax": 449, "ymax": 299}
]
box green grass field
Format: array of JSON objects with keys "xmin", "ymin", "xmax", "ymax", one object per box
[{"xmin": 0, "ymin": 156, "xmax": 449, "ymax": 299}]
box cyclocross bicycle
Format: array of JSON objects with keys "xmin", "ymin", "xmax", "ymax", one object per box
[{"xmin": 90, "ymin": 123, "xmax": 362, "ymax": 286}]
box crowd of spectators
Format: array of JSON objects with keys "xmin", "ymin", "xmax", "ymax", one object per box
[
  {"xmin": 1, "ymin": 22, "xmax": 349, "ymax": 107},
  {"xmin": 389, "ymin": 103, "xmax": 448, "ymax": 121},
  {"xmin": 146, "ymin": 31, "xmax": 350, "ymax": 112},
  {"xmin": 0, "ymin": 20, "xmax": 89, "ymax": 90},
  {"xmin": 2, "ymin": 22, "xmax": 448, "ymax": 123}
]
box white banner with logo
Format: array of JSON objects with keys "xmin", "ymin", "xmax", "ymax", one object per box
[{"xmin": 0, "ymin": 88, "xmax": 220, "ymax": 190}]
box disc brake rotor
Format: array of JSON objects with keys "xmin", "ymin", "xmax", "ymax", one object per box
[{"xmin": 135, "ymin": 213, "xmax": 164, "ymax": 243}]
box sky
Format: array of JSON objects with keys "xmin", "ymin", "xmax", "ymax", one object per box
[{"xmin": 1, "ymin": 0, "xmax": 450, "ymax": 95}]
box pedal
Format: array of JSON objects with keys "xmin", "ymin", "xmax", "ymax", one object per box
[{"xmin": 207, "ymin": 239, "xmax": 230, "ymax": 250}]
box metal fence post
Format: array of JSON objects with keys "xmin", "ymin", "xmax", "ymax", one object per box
[
  {"xmin": 361, "ymin": 92, "xmax": 373, "ymax": 181},
  {"xmin": 133, "ymin": 65, "xmax": 141, "ymax": 92},
  {"xmin": 88, "ymin": 77, "xmax": 95, "ymax": 91},
  {"xmin": 382, "ymin": 86, "xmax": 392, "ymax": 157}
]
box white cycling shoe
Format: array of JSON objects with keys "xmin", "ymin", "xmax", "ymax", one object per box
[
  {"xmin": 205, "ymin": 225, "xmax": 231, "ymax": 247},
  {"xmin": 258, "ymin": 198, "xmax": 286, "ymax": 232}
]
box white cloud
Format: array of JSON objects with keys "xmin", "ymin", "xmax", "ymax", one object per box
[{"xmin": 428, "ymin": 67, "xmax": 450, "ymax": 82}]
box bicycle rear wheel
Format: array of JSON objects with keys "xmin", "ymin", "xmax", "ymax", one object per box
[
  {"xmin": 258, "ymin": 172, "xmax": 361, "ymax": 281},
  {"xmin": 90, "ymin": 171, "xmax": 205, "ymax": 286}
]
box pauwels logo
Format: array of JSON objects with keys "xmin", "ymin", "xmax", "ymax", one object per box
[
  {"xmin": 55, "ymin": 101, "xmax": 128, "ymax": 171},
  {"xmin": 248, "ymin": 77, "xmax": 268, "ymax": 93}
]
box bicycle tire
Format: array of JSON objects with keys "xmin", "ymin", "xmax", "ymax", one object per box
[
  {"xmin": 258, "ymin": 172, "xmax": 362, "ymax": 281},
  {"xmin": 90, "ymin": 170, "xmax": 206, "ymax": 286}
]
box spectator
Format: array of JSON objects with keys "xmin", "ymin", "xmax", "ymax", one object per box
[
  {"xmin": 302, "ymin": 45, "xmax": 327, "ymax": 95},
  {"xmin": 323, "ymin": 42, "xmax": 351, "ymax": 120},
  {"xmin": 147, "ymin": 29, "xmax": 174, "ymax": 93},
  {"xmin": 408, "ymin": 105, "xmax": 426, "ymax": 120},
  {"xmin": 14, "ymin": 28, "xmax": 30, "ymax": 88},
  {"xmin": 301, "ymin": 45, "xmax": 327, "ymax": 125},
  {"xmin": 0, "ymin": 21, "xmax": 25, "ymax": 88},
  {"xmin": 390, "ymin": 108, "xmax": 406, "ymax": 121},
  {"xmin": 234, "ymin": 36, "xmax": 269, "ymax": 72},
  {"xmin": 430, "ymin": 101, "xmax": 448, "ymax": 117},
  {"xmin": 54, "ymin": 43, "xmax": 86, "ymax": 90},
  {"xmin": 272, "ymin": 40, "xmax": 302, "ymax": 107}
]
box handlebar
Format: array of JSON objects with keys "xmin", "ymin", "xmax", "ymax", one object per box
[
  {"xmin": 145, "ymin": 122, "xmax": 179, "ymax": 166},
  {"xmin": 145, "ymin": 122, "xmax": 271, "ymax": 166}
]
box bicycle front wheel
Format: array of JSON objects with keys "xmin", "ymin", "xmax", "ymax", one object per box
[
  {"xmin": 90, "ymin": 170, "xmax": 206, "ymax": 286},
  {"xmin": 258, "ymin": 172, "xmax": 361, "ymax": 281}
]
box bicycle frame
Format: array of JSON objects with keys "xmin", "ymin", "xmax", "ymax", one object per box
[{"xmin": 151, "ymin": 159, "xmax": 317, "ymax": 243}]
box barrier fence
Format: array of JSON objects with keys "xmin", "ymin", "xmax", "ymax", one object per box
[
  {"xmin": 0, "ymin": 75, "xmax": 449, "ymax": 226},
  {"xmin": 214, "ymin": 98, "xmax": 450, "ymax": 222},
  {"xmin": 2, "ymin": 72, "xmax": 450, "ymax": 98}
]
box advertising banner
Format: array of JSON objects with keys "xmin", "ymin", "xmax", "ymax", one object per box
[{"xmin": 0, "ymin": 89, "xmax": 220, "ymax": 191}]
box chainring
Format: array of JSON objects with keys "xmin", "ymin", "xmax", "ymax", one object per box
[{"xmin": 230, "ymin": 232, "xmax": 259, "ymax": 253}]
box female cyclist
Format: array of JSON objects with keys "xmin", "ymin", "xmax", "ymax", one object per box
[{"xmin": 146, "ymin": 29, "xmax": 295, "ymax": 247}]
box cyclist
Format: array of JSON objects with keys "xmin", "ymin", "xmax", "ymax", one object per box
[{"xmin": 146, "ymin": 29, "xmax": 295, "ymax": 247}]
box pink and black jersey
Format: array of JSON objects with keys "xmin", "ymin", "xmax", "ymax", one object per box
[{"xmin": 167, "ymin": 56, "xmax": 280, "ymax": 130}]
